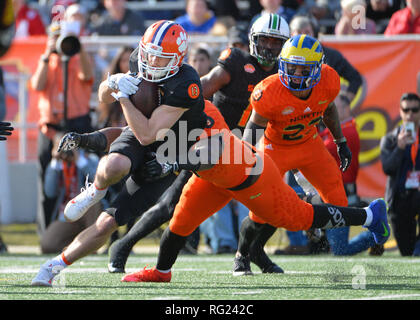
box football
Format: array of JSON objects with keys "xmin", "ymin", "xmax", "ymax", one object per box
[{"xmin": 129, "ymin": 79, "xmax": 161, "ymax": 118}]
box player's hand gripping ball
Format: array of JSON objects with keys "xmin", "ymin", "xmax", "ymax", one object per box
[{"xmin": 129, "ymin": 79, "xmax": 161, "ymax": 118}]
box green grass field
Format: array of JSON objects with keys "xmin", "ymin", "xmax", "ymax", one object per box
[
  {"xmin": 1, "ymin": 224, "xmax": 420, "ymax": 304},
  {"xmin": 1, "ymin": 252, "xmax": 420, "ymax": 301}
]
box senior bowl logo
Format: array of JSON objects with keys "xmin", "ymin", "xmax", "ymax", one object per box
[
  {"xmin": 282, "ymin": 106, "xmax": 295, "ymax": 115},
  {"xmin": 219, "ymin": 48, "xmax": 231, "ymax": 61},
  {"xmin": 244, "ymin": 63, "xmax": 255, "ymax": 73}
]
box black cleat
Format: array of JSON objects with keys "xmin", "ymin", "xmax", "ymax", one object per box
[
  {"xmin": 261, "ymin": 263, "xmax": 284, "ymax": 274},
  {"xmin": 107, "ymin": 262, "xmax": 125, "ymax": 273},
  {"xmin": 108, "ymin": 239, "xmax": 130, "ymax": 273},
  {"xmin": 233, "ymin": 255, "xmax": 253, "ymax": 276},
  {"xmin": 250, "ymin": 246, "xmax": 284, "ymax": 274}
]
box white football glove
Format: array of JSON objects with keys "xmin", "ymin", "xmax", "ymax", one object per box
[
  {"xmin": 107, "ymin": 72, "xmax": 140, "ymax": 96},
  {"xmin": 111, "ymin": 91, "xmax": 129, "ymax": 101}
]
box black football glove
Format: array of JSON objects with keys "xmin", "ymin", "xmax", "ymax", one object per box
[
  {"xmin": 142, "ymin": 153, "xmax": 179, "ymax": 182},
  {"xmin": 0, "ymin": 121, "xmax": 14, "ymax": 141},
  {"xmin": 336, "ymin": 141, "xmax": 352, "ymax": 172},
  {"xmin": 57, "ymin": 132, "xmax": 82, "ymax": 152}
]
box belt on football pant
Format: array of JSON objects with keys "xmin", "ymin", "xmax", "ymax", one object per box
[{"xmin": 227, "ymin": 152, "xmax": 262, "ymax": 192}]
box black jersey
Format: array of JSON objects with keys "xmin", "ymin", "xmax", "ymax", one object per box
[
  {"xmin": 213, "ymin": 47, "xmax": 277, "ymax": 131},
  {"xmin": 129, "ymin": 47, "xmax": 207, "ymax": 155}
]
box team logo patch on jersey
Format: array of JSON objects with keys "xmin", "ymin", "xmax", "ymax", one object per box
[
  {"xmin": 219, "ymin": 48, "xmax": 232, "ymax": 61},
  {"xmin": 303, "ymin": 107, "xmax": 312, "ymax": 113},
  {"xmin": 205, "ymin": 115, "xmax": 215, "ymax": 128},
  {"xmin": 244, "ymin": 63, "xmax": 256, "ymax": 73},
  {"xmin": 252, "ymin": 89, "xmax": 263, "ymax": 101},
  {"xmin": 282, "ymin": 106, "xmax": 295, "ymax": 115},
  {"xmin": 188, "ymin": 83, "xmax": 200, "ymax": 99}
]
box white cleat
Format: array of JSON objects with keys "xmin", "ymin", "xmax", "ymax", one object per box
[
  {"xmin": 64, "ymin": 177, "xmax": 106, "ymax": 222},
  {"xmin": 31, "ymin": 261, "xmax": 60, "ymax": 287}
]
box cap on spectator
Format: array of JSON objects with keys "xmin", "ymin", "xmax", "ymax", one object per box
[{"xmin": 228, "ymin": 26, "xmax": 248, "ymax": 46}]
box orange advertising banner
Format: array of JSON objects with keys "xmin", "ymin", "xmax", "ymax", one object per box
[
  {"xmin": 0, "ymin": 36, "xmax": 47, "ymax": 162},
  {"xmin": 1, "ymin": 36, "xmax": 420, "ymax": 197},
  {"xmin": 1, "ymin": 36, "xmax": 46, "ymax": 123},
  {"xmin": 324, "ymin": 36, "xmax": 420, "ymax": 198}
]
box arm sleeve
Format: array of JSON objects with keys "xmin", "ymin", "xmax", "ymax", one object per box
[{"xmin": 243, "ymin": 120, "xmax": 266, "ymax": 146}]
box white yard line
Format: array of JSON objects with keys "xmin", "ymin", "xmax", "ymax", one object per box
[
  {"xmin": 4, "ymin": 255, "xmax": 420, "ymax": 264},
  {"xmin": 354, "ymin": 294, "xmax": 420, "ymax": 300}
]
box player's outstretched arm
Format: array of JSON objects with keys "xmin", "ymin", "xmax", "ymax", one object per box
[
  {"xmin": 200, "ymin": 66, "xmax": 231, "ymax": 99},
  {"xmin": 118, "ymin": 94, "xmax": 187, "ymax": 146},
  {"xmin": 142, "ymin": 134, "xmax": 224, "ymax": 181},
  {"xmin": 323, "ymin": 102, "xmax": 352, "ymax": 171},
  {"xmin": 0, "ymin": 121, "xmax": 13, "ymax": 141},
  {"xmin": 57, "ymin": 127, "xmax": 124, "ymax": 153}
]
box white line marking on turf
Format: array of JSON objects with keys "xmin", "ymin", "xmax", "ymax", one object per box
[
  {"xmin": 233, "ymin": 291, "xmax": 263, "ymax": 295},
  {"xmin": 355, "ymin": 294, "xmax": 420, "ymax": 300},
  {"xmin": 0, "ymin": 267, "xmax": 330, "ymax": 276},
  {"xmin": 150, "ymin": 296, "xmax": 185, "ymax": 300},
  {"xmin": 7, "ymin": 255, "xmax": 420, "ymax": 264}
]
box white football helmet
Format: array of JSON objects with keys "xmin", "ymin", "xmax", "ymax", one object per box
[{"xmin": 249, "ymin": 13, "xmax": 290, "ymax": 67}]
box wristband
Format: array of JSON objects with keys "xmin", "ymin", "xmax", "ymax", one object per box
[{"xmin": 333, "ymin": 137, "xmax": 347, "ymax": 144}]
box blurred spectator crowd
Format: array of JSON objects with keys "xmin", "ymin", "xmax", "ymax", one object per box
[{"xmin": 13, "ymin": 0, "xmax": 418, "ymax": 40}]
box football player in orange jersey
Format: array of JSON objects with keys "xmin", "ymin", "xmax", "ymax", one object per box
[
  {"xmin": 234, "ymin": 34, "xmax": 354, "ymax": 274},
  {"xmin": 120, "ymin": 99, "xmax": 389, "ymax": 282}
]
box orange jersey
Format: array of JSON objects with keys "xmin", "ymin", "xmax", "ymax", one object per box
[
  {"xmin": 196, "ymin": 100, "xmax": 258, "ymax": 189},
  {"xmin": 250, "ymin": 64, "xmax": 340, "ymax": 146}
]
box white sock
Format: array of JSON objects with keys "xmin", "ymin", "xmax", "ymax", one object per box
[
  {"xmin": 363, "ymin": 207, "xmax": 373, "ymax": 227},
  {"xmin": 156, "ymin": 268, "xmax": 171, "ymax": 273},
  {"xmin": 50, "ymin": 253, "xmax": 71, "ymax": 268},
  {"xmin": 92, "ymin": 183, "xmax": 108, "ymax": 200}
]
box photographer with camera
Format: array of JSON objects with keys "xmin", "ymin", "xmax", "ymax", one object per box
[
  {"xmin": 40, "ymin": 132, "xmax": 102, "ymax": 254},
  {"xmin": 31, "ymin": 20, "xmax": 94, "ymax": 234}
]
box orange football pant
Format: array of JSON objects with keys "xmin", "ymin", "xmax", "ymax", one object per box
[
  {"xmin": 249, "ymin": 135, "xmax": 347, "ymax": 224},
  {"xmin": 169, "ymin": 149, "xmax": 315, "ymax": 236}
]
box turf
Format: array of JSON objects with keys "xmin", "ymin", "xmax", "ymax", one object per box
[{"xmin": 1, "ymin": 252, "xmax": 420, "ymax": 301}]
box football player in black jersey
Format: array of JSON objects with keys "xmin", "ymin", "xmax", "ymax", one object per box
[
  {"xmin": 107, "ymin": 13, "xmax": 291, "ymax": 274},
  {"xmin": 31, "ymin": 20, "xmax": 210, "ymax": 286},
  {"xmin": 200, "ymin": 13, "xmax": 290, "ymax": 273}
]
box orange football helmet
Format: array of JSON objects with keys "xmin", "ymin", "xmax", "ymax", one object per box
[{"xmin": 138, "ymin": 20, "xmax": 188, "ymax": 82}]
